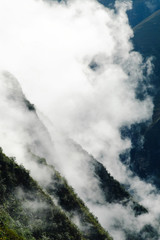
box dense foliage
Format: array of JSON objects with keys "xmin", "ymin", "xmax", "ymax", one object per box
[
  {"xmin": 35, "ymin": 156, "xmax": 112, "ymax": 240},
  {"xmin": 0, "ymin": 148, "xmax": 113, "ymax": 240},
  {"xmin": 0, "ymin": 148, "xmax": 86, "ymax": 240}
]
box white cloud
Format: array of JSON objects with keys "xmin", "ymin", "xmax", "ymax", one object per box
[
  {"xmin": 145, "ymin": 0, "xmax": 158, "ymax": 12},
  {"xmin": 0, "ymin": 0, "xmax": 157, "ymax": 239}
]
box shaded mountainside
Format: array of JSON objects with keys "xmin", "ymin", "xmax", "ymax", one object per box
[
  {"xmin": 0, "ymin": 149, "xmax": 84, "ymax": 240},
  {"xmin": 92, "ymin": 158, "xmax": 148, "ymax": 216},
  {"xmin": 98, "ymin": 0, "xmax": 160, "ymax": 27},
  {"xmin": 1, "ymin": 2, "xmax": 160, "ymax": 240},
  {"xmin": 30, "ymin": 154, "xmax": 113, "ymax": 240},
  {"xmin": 129, "ymin": 116, "xmax": 160, "ymax": 188},
  {"xmin": 68, "ymin": 142, "xmax": 148, "ymax": 216},
  {"xmin": 35, "ymin": 151, "xmax": 147, "ymax": 217},
  {"xmin": 0, "ymin": 72, "xmax": 154, "ymax": 239},
  {"xmin": 1, "ymin": 71, "xmax": 147, "ymax": 214},
  {"xmin": 127, "ymin": 0, "xmax": 160, "ymax": 27},
  {"xmin": 29, "ymin": 153, "xmax": 151, "ymax": 240},
  {"xmin": 127, "ymin": 10, "xmax": 160, "ymax": 187},
  {"xmin": 133, "ymin": 9, "xmax": 160, "ymax": 86},
  {"xmin": 0, "ymin": 87, "xmax": 156, "ymax": 239},
  {"xmin": 0, "ymin": 148, "xmax": 112, "ymax": 240},
  {"xmin": 4, "ymin": 71, "xmax": 147, "ymax": 211}
]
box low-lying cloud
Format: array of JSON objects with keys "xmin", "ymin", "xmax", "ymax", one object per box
[
  {"xmin": 0, "ymin": 0, "xmax": 158, "ymax": 239},
  {"xmin": 145, "ymin": 0, "xmax": 160, "ymax": 12}
]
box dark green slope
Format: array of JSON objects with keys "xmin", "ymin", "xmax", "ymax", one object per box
[
  {"xmin": 70, "ymin": 143, "xmax": 147, "ymax": 215},
  {"xmin": 4, "ymin": 71, "xmax": 146, "ymax": 216},
  {"xmin": 0, "ymin": 148, "xmax": 113, "ymax": 240},
  {"xmin": 0, "ymin": 148, "xmax": 86, "ymax": 240},
  {"xmin": 92, "ymin": 159, "xmax": 147, "ymax": 216},
  {"xmin": 0, "ymin": 71, "xmax": 151, "ymax": 239},
  {"xmin": 61, "ymin": 140, "xmax": 148, "ymax": 216},
  {"xmin": 33, "ymin": 153, "xmax": 150, "ymax": 240},
  {"xmin": 31, "ymin": 154, "xmax": 113, "ymax": 240}
]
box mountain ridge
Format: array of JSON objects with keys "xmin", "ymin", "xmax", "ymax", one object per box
[
  {"xmin": 0, "ymin": 71, "xmax": 154, "ymax": 239},
  {"xmin": 0, "ymin": 147, "xmax": 113, "ymax": 240}
]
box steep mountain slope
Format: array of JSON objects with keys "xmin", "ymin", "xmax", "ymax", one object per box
[
  {"xmin": 0, "ymin": 72, "xmax": 152, "ymax": 239},
  {"xmin": 1, "ymin": 1, "xmax": 160, "ymax": 239},
  {"xmin": 127, "ymin": 10, "xmax": 160, "ymax": 187},
  {"xmin": 0, "ymin": 71, "xmax": 146, "ymax": 212},
  {"xmin": 128, "ymin": 0, "xmax": 160, "ymax": 27},
  {"xmin": 133, "ymin": 9, "xmax": 160, "ymax": 85},
  {"xmin": 0, "ymin": 148, "xmax": 113, "ymax": 240},
  {"xmin": 0, "ymin": 72, "xmax": 114, "ymax": 240},
  {"xmin": 64, "ymin": 142, "xmax": 148, "ymax": 216},
  {"xmin": 98, "ymin": 0, "xmax": 160, "ymax": 27},
  {"xmin": 0, "ymin": 149, "xmax": 85, "ymax": 240}
]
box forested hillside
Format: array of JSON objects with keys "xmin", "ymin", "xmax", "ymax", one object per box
[
  {"xmin": 1, "ymin": 0, "xmax": 160, "ymax": 239},
  {"xmin": 0, "ymin": 148, "xmax": 112, "ymax": 240}
]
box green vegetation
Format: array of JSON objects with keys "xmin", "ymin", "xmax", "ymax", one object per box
[
  {"xmin": 0, "ymin": 148, "xmax": 113, "ymax": 240},
  {"xmin": 91, "ymin": 158, "xmax": 147, "ymax": 216},
  {"xmin": 34, "ymin": 155, "xmax": 112, "ymax": 240},
  {"xmin": 24, "ymin": 99, "xmax": 35, "ymax": 111},
  {"xmin": 0, "ymin": 148, "xmax": 85, "ymax": 240},
  {"xmin": 34, "ymin": 151, "xmax": 148, "ymax": 240}
]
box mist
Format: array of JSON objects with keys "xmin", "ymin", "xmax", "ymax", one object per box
[
  {"xmin": 0, "ymin": 0, "xmax": 159, "ymax": 239},
  {"xmin": 145, "ymin": 0, "xmax": 160, "ymax": 12}
]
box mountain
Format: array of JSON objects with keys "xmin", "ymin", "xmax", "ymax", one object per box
[
  {"xmin": 0, "ymin": 72, "xmax": 154, "ymax": 239},
  {"xmin": 128, "ymin": 0, "xmax": 160, "ymax": 27},
  {"xmin": 0, "ymin": 72, "xmax": 113, "ymax": 240},
  {"xmin": 1, "ymin": 1, "xmax": 160, "ymax": 239},
  {"xmin": 0, "ymin": 148, "xmax": 85, "ymax": 240},
  {"xmin": 98, "ymin": 0, "xmax": 160, "ymax": 27},
  {"xmin": 125, "ymin": 10, "xmax": 160, "ymax": 187},
  {"xmin": 0, "ymin": 147, "xmax": 113, "ymax": 240},
  {"xmin": 133, "ymin": 9, "xmax": 160, "ymax": 86}
]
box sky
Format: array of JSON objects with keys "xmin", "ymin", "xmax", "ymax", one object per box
[{"xmin": 0, "ymin": 0, "xmax": 159, "ymax": 239}]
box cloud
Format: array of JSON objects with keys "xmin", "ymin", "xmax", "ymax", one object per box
[
  {"xmin": 0, "ymin": 0, "xmax": 152, "ymax": 181},
  {"xmin": 0, "ymin": 0, "xmax": 158, "ymax": 239},
  {"xmin": 145, "ymin": 0, "xmax": 160, "ymax": 12}
]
